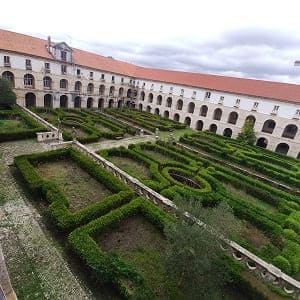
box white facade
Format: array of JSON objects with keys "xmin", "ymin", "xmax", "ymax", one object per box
[{"xmin": 0, "ymin": 44, "xmax": 299, "ymax": 158}]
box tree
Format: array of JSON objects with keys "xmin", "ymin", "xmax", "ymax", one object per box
[
  {"xmin": 237, "ymin": 120, "xmax": 256, "ymax": 146},
  {"xmin": 0, "ymin": 77, "xmax": 16, "ymax": 109},
  {"xmin": 163, "ymin": 199, "xmax": 240, "ymax": 299}
]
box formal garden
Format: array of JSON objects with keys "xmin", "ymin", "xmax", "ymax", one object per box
[{"xmin": 0, "ymin": 84, "xmax": 298, "ymax": 299}]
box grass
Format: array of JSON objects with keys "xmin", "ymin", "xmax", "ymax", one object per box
[
  {"xmin": 108, "ymin": 156, "xmax": 151, "ymax": 180},
  {"xmin": 158, "ymin": 128, "xmax": 194, "ymax": 141},
  {"xmin": 37, "ymin": 159, "xmax": 113, "ymax": 212},
  {"xmin": 142, "ymin": 149, "xmax": 175, "ymax": 162},
  {"xmin": 0, "ymin": 119, "xmax": 28, "ymax": 133}
]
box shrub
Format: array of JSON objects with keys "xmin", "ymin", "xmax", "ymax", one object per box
[{"xmin": 273, "ymin": 256, "xmax": 291, "ymax": 274}]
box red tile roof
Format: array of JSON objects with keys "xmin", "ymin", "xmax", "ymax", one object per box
[{"xmin": 1, "ymin": 29, "xmax": 300, "ymax": 104}]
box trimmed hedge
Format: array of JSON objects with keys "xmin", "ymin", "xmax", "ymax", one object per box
[
  {"xmin": 68, "ymin": 197, "xmax": 174, "ymax": 298},
  {"xmin": 14, "ymin": 147, "xmax": 135, "ymax": 231}
]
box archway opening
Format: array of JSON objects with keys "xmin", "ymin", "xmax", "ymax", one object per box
[
  {"xmin": 223, "ymin": 128, "xmax": 232, "ymax": 137},
  {"xmin": 25, "ymin": 92, "xmax": 36, "ymax": 107},
  {"xmin": 256, "ymin": 137, "xmax": 268, "ymax": 148},
  {"xmin": 154, "ymin": 108, "xmax": 160, "ymax": 115},
  {"xmin": 196, "ymin": 120, "xmax": 203, "ymax": 131},
  {"xmin": 164, "ymin": 111, "xmax": 169, "ymax": 119},
  {"xmin": 74, "ymin": 96, "xmax": 81, "ymax": 108},
  {"xmin": 282, "ymin": 124, "xmax": 298, "ymax": 139},
  {"xmin": 146, "ymin": 105, "xmax": 151, "ymax": 113},
  {"xmin": 87, "ymin": 97, "xmax": 93, "ymax": 109},
  {"xmin": 166, "ymin": 97, "xmax": 172, "ymax": 108},
  {"xmin": 108, "ymin": 99, "xmax": 114, "ymax": 108},
  {"xmin": 118, "ymin": 100, "xmax": 124, "ymax": 109},
  {"xmin": 177, "ymin": 99, "xmax": 183, "ymax": 110},
  {"xmin": 200, "ymin": 105, "xmax": 208, "ymax": 117},
  {"xmin": 246, "ymin": 115, "xmax": 256, "ymax": 125},
  {"xmin": 44, "ymin": 94, "xmax": 52, "ymax": 108},
  {"xmin": 148, "ymin": 93, "xmax": 153, "ymax": 103},
  {"xmin": 2, "ymin": 71, "xmax": 15, "ymax": 87},
  {"xmin": 156, "ymin": 95, "xmax": 162, "ymax": 105},
  {"xmin": 262, "ymin": 119, "xmax": 276, "ymax": 134},
  {"xmin": 60, "ymin": 95, "xmax": 68, "ymax": 108},
  {"xmin": 209, "ymin": 124, "xmax": 217, "ymax": 133},
  {"xmin": 213, "ymin": 108, "xmax": 222, "ymax": 121},
  {"xmin": 275, "ymin": 143, "xmax": 289, "ymax": 155},
  {"xmin": 187, "ymin": 102, "xmax": 195, "ymax": 113},
  {"xmin": 174, "ymin": 113, "xmax": 180, "ymax": 122},
  {"xmin": 139, "ymin": 103, "xmax": 143, "ymax": 111},
  {"xmin": 228, "ymin": 112, "xmax": 238, "ymax": 124},
  {"xmin": 184, "ymin": 116, "xmax": 191, "ymax": 127},
  {"xmin": 98, "ymin": 98, "xmax": 104, "ymax": 109}
]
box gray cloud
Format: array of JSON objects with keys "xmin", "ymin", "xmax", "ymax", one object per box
[{"xmin": 71, "ymin": 28, "xmax": 300, "ymax": 84}]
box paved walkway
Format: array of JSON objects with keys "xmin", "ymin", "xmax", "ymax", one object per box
[{"xmin": 0, "ymin": 139, "xmax": 93, "ymax": 300}]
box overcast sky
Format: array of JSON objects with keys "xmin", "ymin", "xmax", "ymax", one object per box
[{"xmin": 2, "ymin": 0, "xmax": 300, "ymax": 84}]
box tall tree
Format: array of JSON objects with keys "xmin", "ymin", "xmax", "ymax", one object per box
[
  {"xmin": 0, "ymin": 77, "xmax": 16, "ymax": 109},
  {"xmin": 237, "ymin": 120, "xmax": 256, "ymax": 146},
  {"xmin": 164, "ymin": 199, "xmax": 240, "ymax": 299}
]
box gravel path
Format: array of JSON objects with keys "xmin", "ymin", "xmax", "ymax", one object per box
[{"xmin": 0, "ymin": 139, "xmax": 93, "ymax": 300}]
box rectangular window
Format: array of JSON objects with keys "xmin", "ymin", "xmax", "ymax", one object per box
[
  {"xmin": 61, "ymin": 65, "xmax": 67, "ymax": 75},
  {"xmin": 234, "ymin": 98, "xmax": 241, "ymax": 107},
  {"xmin": 77, "ymin": 69, "xmax": 81, "ymax": 76},
  {"xmin": 26, "ymin": 59, "xmax": 32, "ymax": 70},
  {"xmin": 60, "ymin": 80, "xmax": 67, "ymax": 89},
  {"xmin": 205, "ymin": 91, "xmax": 211, "ymax": 99},
  {"xmin": 101, "ymin": 73, "xmax": 105, "ymax": 80},
  {"xmin": 160, "ymin": 85, "xmax": 163, "ymax": 92},
  {"xmin": 252, "ymin": 101, "xmax": 259, "ymax": 110},
  {"xmin": 121, "ymin": 77, "xmax": 124, "ymax": 83},
  {"xmin": 218, "ymin": 96, "xmax": 224, "ymax": 104},
  {"xmin": 4, "ymin": 55, "xmax": 10, "ymax": 66},
  {"xmin": 296, "ymin": 109, "xmax": 300, "ymax": 116},
  {"xmin": 192, "ymin": 91, "xmax": 197, "ymax": 98},
  {"xmin": 150, "ymin": 83, "xmax": 154, "ymax": 90},
  {"xmin": 272, "ymin": 105, "xmax": 279, "ymax": 114},
  {"xmin": 142, "ymin": 82, "xmax": 146, "ymax": 88},
  {"xmin": 111, "ymin": 75, "xmax": 115, "ymax": 82},
  {"xmin": 169, "ymin": 87, "xmax": 173, "ymax": 94},
  {"xmin": 90, "ymin": 71, "xmax": 94, "ymax": 79},
  {"xmin": 61, "ymin": 51, "xmax": 67, "ymax": 61},
  {"xmin": 180, "ymin": 89, "xmax": 184, "ymax": 96}
]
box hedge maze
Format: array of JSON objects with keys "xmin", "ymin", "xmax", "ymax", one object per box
[
  {"xmin": 99, "ymin": 141, "xmax": 300, "ymax": 278},
  {"xmin": 31, "ymin": 108, "xmax": 136, "ymax": 143},
  {"xmin": 0, "ymin": 106, "xmax": 46, "ymax": 142},
  {"xmin": 179, "ymin": 131, "xmax": 300, "ymax": 189},
  {"xmin": 105, "ymin": 108, "xmax": 186, "ymax": 132}
]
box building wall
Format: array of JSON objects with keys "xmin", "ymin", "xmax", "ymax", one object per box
[{"xmin": 0, "ymin": 50, "xmax": 299, "ymax": 158}]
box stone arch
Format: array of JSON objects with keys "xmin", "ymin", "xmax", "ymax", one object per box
[
  {"xmin": 140, "ymin": 91, "xmax": 145, "ymax": 101},
  {"xmin": 44, "ymin": 94, "xmax": 52, "ymax": 108},
  {"xmin": 60, "ymin": 95, "xmax": 68, "ymax": 108},
  {"xmin": 228, "ymin": 111, "xmax": 238, "ymax": 124},
  {"xmin": 275, "ymin": 143, "xmax": 290, "ymax": 155},
  {"xmin": 2, "ymin": 71, "xmax": 15, "ymax": 87},
  {"xmin": 187, "ymin": 102, "xmax": 195, "ymax": 113},
  {"xmin": 196, "ymin": 120, "xmax": 203, "ymax": 131},
  {"xmin": 109, "ymin": 86, "xmax": 115, "ymax": 96},
  {"xmin": 200, "ymin": 105, "xmax": 208, "ymax": 117},
  {"xmin": 119, "ymin": 87, "xmax": 124, "ymax": 97},
  {"xmin": 184, "ymin": 116, "xmax": 191, "ymax": 127},
  {"xmin": 166, "ymin": 97, "xmax": 172, "ymax": 108},
  {"xmin": 60, "ymin": 79, "xmax": 68, "ymax": 90},
  {"xmin": 146, "ymin": 105, "xmax": 151, "ymax": 113},
  {"xmin": 213, "ymin": 108, "xmax": 222, "ymax": 121},
  {"xmin": 87, "ymin": 83, "xmax": 94, "ymax": 94},
  {"xmin": 148, "ymin": 93, "xmax": 153, "ymax": 103},
  {"xmin": 176, "ymin": 99, "xmax": 183, "ymax": 110},
  {"xmin": 24, "ymin": 74, "xmax": 35, "ymax": 88},
  {"xmin": 209, "ymin": 123, "xmax": 217, "ymax": 133},
  {"xmin": 163, "ymin": 110, "xmax": 169, "ymax": 119},
  {"xmin": 74, "ymin": 96, "xmax": 81, "ymax": 108},
  {"xmin": 25, "ymin": 92, "xmax": 36, "ymax": 107},
  {"xmin": 156, "ymin": 95, "xmax": 162, "ymax": 105},
  {"xmin": 98, "ymin": 98, "xmax": 104, "ymax": 109},
  {"xmin": 75, "ymin": 81, "xmax": 82, "ymax": 92},
  {"xmin": 174, "ymin": 113, "xmax": 180, "ymax": 122},
  {"xmin": 108, "ymin": 99, "xmax": 114, "ymax": 108},
  {"xmin": 246, "ymin": 115, "xmax": 256, "ymax": 125},
  {"xmin": 154, "ymin": 108, "xmax": 160, "ymax": 115},
  {"xmin": 99, "ymin": 84, "xmax": 105, "ymax": 95},
  {"xmin": 262, "ymin": 119, "xmax": 276, "ymax": 134},
  {"xmin": 87, "ymin": 97, "xmax": 93, "ymax": 109},
  {"xmin": 139, "ymin": 103, "xmax": 143, "ymax": 111},
  {"xmin": 223, "ymin": 128, "xmax": 232, "ymax": 137},
  {"xmin": 256, "ymin": 137, "xmax": 268, "ymax": 148},
  {"xmin": 282, "ymin": 124, "xmax": 298, "ymax": 139}
]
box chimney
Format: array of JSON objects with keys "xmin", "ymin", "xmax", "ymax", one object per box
[{"xmin": 47, "ymin": 36, "xmax": 51, "ymax": 50}]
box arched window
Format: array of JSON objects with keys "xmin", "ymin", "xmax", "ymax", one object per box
[
  {"xmin": 146, "ymin": 105, "xmax": 151, "ymax": 113},
  {"xmin": 60, "ymin": 95, "xmax": 68, "ymax": 108},
  {"xmin": 25, "ymin": 92, "xmax": 36, "ymax": 107},
  {"xmin": 87, "ymin": 97, "xmax": 93, "ymax": 109},
  {"xmin": 108, "ymin": 99, "xmax": 114, "ymax": 108},
  {"xmin": 275, "ymin": 143, "xmax": 289, "ymax": 155},
  {"xmin": 196, "ymin": 120, "xmax": 203, "ymax": 131},
  {"xmin": 154, "ymin": 108, "xmax": 160, "ymax": 115},
  {"xmin": 184, "ymin": 116, "xmax": 191, "ymax": 127},
  {"xmin": 262, "ymin": 119, "xmax": 276, "ymax": 134},
  {"xmin": 87, "ymin": 83, "xmax": 94, "ymax": 94},
  {"xmin": 2, "ymin": 71, "xmax": 15, "ymax": 87},
  {"xmin": 75, "ymin": 81, "xmax": 82, "ymax": 92},
  {"xmin": 246, "ymin": 115, "xmax": 256, "ymax": 125},
  {"xmin": 98, "ymin": 98, "xmax": 104, "ymax": 109},
  {"xmin": 140, "ymin": 91, "xmax": 145, "ymax": 101},
  {"xmin": 24, "ymin": 74, "xmax": 35, "ymax": 88},
  {"xmin": 282, "ymin": 124, "xmax": 298, "ymax": 139},
  {"xmin": 200, "ymin": 105, "xmax": 208, "ymax": 117},
  {"xmin": 44, "ymin": 94, "xmax": 52, "ymax": 108},
  {"xmin": 156, "ymin": 95, "xmax": 162, "ymax": 105},
  {"xmin": 213, "ymin": 108, "xmax": 222, "ymax": 121},
  {"xmin": 209, "ymin": 124, "xmax": 217, "ymax": 133},
  {"xmin": 227, "ymin": 112, "xmax": 238, "ymax": 124},
  {"xmin": 174, "ymin": 113, "xmax": 180, "ymax": 122},
  {"xmin": 223, "ymin": 128, "xmax": 232, "ymax": 137},
  {"xmin": 164, "ymin": 111, "xmax": 169, "ymax": 119},
  {"xmin": 109, "ymin": 86, "xmax": 115, "ymax": 96},
  {"xmin": 99, "ymin": 85, "xmax": 105, "ymax": 95},
  {"xmin": 256, "ymin": 137, "xmax": 268, "ymax": 148},
  {"xmin": 60, "ymin": 79, "xmax": 68, "ymax": 89},
  {"xmin": 74, "ymin": 96, "xmax": 81, "ymax": 108},
  {"xmin": 166, "ymin": 97, "xmax": 172, "ymax": 108},
  {"xmin": 43, "ymin": 76, "xmax": 52, "ymax": 89},
  {"xmin": 187, "ymin": 102, "xmax": 195, "ymax": 113},
  {"xmin": 119, "ymin": 87, "xmax": 124, "ymax": 97},
  {"xmin": 176, "ymin": 99, "xmax": 183, "ymax": 110},
  {"xmin": 148, "ymin": 93, "xmax": 153, "ymax": 103},
  {"xmin": 127, "ymin": 89, "xmax": 132, "ymax": 98}
]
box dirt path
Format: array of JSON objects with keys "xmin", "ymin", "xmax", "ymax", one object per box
[{"xmin": 0, "ymin": 139, "xmax": 93, "ymax": 300}]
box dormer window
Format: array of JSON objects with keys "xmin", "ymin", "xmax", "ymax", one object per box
[
  {"xmin": 61, "ymin": 51, "xmax": 67, "ymax": 61},
  {"xmin": 205, "ymin": 91, "xmax": 211, "ymax": 99},
  {"xmin": 121, "ymin": 77, "xmax": 124, "ymax": 84},
  {"xmin": 159, "ymin": 85, "xmax": 163, "ymax": 92},
  {"xmin": 234, "ymin": 98, "xmax": 241, "ymax": 107},
  {"xmin": 169, "ymin": 87, "xmax": 173, "ymax": 94},
  {"xmin": 4, "ymin": 56, "xmax": 10, "ymax": 67},
  {"xmin": 150, "ymin": 84, "xmax": 154, "ymax": 91},
  {"xmin": 272, "ymin": 105, "xmax": 279, "ymax": 115},
  {"xmin": 252, "ymin": 101, "xmax": 259, "ymax": 111},
  {"xmin": 180, "ymin": 89, "xmax": 184, "ymax": 96},
  {"xmin": 101, "ymin": 73, "xmax": 105, "ymax": 81},
  {"xmin": 111, "ymin": 75, "xmax": 115, "ymax": 83},
  {"xmin": 218, "ymin": 96, "xmax": 224, "ymax": 104},
  {"xmin": 192, "ymin": 91, "xmax": 196, "ymax": 99},
  {"xmin": 26, "ymin": 59, "xmax": 32, "ymax": 70}
]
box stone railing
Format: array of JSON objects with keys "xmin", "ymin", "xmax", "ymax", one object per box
[
  {"xmin": 37, "ymin": 131, "xmax": 63, "ymax": 142},
  {"xmin": 65, "ymin": 141, "xmax": 300, "ymax": 298}
]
